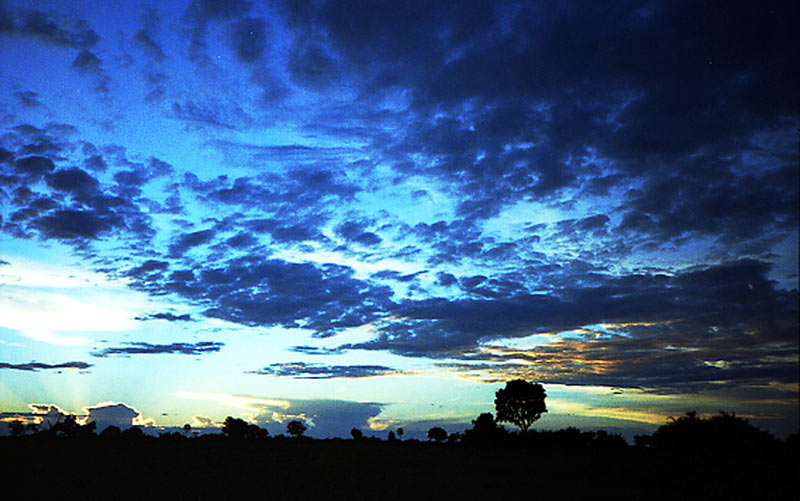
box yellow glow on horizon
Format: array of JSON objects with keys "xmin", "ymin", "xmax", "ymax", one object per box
[{"xmin": 174, "ymin": 391, "xmax": 291, "ymax": 411}]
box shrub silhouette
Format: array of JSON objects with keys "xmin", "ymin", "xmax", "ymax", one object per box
[
  {"xmin": 494, "ymin": 379, "xmax": 547, "ymax": 432},
  {"xmin": 650, "ymin": 411, "xmax": 778, "ymax": 452},
  {"xmin": 287, "ymin": 420, "xmax": 307, "ymax": 438},
  {"xmin": 350, "ymin": 427, "xmax": 363, "ymax": 440},
  {"xmin": 222, "ymin": 416, "xmax": 267, "ymax": 439},
  {"xmin": 462, "ymin": 412, "xmax": 507, "ymax": 444},
  {"xmin": 8, "ymin": 420, "xmax": 25, "ymax": 437},
  {"xmin": 99, "ymin": 425, "xmax": 122, "ymax": 440},
  {"xmin": 427, "ymin": 427, "xmax": 447, "ymax": 442}
]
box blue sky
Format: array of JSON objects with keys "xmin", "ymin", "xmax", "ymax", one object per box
[{"xmin": 0, "ymin": 0, "xmax": 797, "ymax": 439}]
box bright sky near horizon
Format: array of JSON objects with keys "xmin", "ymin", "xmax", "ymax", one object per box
[{"xmin": 0, "ymin": 0, "xmax": 798, "ymax": 439}]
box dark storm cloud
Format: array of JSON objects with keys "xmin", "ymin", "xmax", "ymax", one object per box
[
  {"xmin": 92, "ymin": 341, "xmax": 224, "ymax": 358},
  {"xmin": 131, "ymin": 8, "xmax": 166, "ymax": 63},
  {"xmin": 182, "ymin": 0, "xmax": 253, "ymax": 67},
  {"xmin": 71, "ymin": 49, "xmax": 111, "ymax": 94},
  {"xmin": 169, "ymin": 228, "xmax": 216, "ymax": 256},
  {"xmin": 276, "ymin": 0, "xmax": 798, "ymax": 237},
  {"xmin": 247, "ymin": 362, "xmax": 400, "ymax": 379},
  {"xmin": 45, "ymin": 167, "xmax": 100, "ymax": 196},
  {"xmin": 288, "ymin": 41, "xmax": 339, "ymax": 89},
  {"xmin": 345, "ymin": 260, "xmax": 797, "ymax": 363},
  {"xmin": 230, "ymin": 17, "xmax": 267, "ymax": 63},
  {"xmin": 132, "ymin": 28, "xmax": 166, "ymax": 62},
  {"xmin": 335, "ymin": 219, "xmax": 382, "ymax": 246},
  {"xmin": 126, "ymin": 255, "xmax": 394, "ymax": 336},
  {"xmin": 0, "ymin": 5, "xmax": 99, "ymax": 48},
  {"xmin": 14, "ymin": 156, "xmax": 54, "ymax": 177},
  {"xmin": 13, "ymin": 90, "xmax": 41, "ymax": 107},
  {"xmin": 33, "ymin": 208, "xmax": 116, "ymax": 240},
  {"xmin": 0, "ymin": 361, "xmax": 92, "ymax": 371}
]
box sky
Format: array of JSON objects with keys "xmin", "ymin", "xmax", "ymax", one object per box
[{"xmin": 0, "ymin": 0, "xmax": 798, "ymax": 440}]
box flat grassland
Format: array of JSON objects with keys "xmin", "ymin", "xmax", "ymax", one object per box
[{"xmin": 1, "ymin": 437, "xmax": 796, "ymax": 500}]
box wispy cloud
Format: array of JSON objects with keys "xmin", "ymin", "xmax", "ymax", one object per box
[
  {"xmin": 92, "ymin": 341, "xmax": 224, "ymax": 358},
  {"xmin": 0, "ymin": 361, "xmax": 91, "ymax": 371},
  {"xmin": 247, "ymin": 362, "xmax": 401, "ymax": 379}
]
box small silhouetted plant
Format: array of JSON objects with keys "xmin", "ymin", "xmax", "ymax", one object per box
[
  {"xmin": 387, "ymin": 430, "xmax": 396, "ymax": 441},
  {"xmin": 427, "ymin": 426, "xmax": 447, "ymax": 443},
  {"xmin": 350, "ymin": 427, "xmax": 363, "ymax": 440},
  {"xmin": 8, "ymin": 420, "xmax": 25, "ymax": 437},
  {"xmin": 494, "ymin": 379, "xmax": 547, "ymax": 432},
  {"xmin": 183, "ymin": 423, "xmax": 191, "ymax": 437},
  {"xmin": 397, "ymin": 427, "xmax": 404, "ymax": 440},
  {"xmin": 287, "ymin": 420, "xmax": 307, "ymax": 438}
]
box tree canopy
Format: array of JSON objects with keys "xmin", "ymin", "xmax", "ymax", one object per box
[{"xmin": 494, "ymin": 380, "xmax": 547, "ymax": 432}]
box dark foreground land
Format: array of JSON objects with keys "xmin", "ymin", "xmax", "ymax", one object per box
[{"xmin": 1, "ymin": 437, "xmax": 797, "ymax": 500}]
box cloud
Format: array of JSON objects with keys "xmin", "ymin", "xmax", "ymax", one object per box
[
  {"xmin": 135, "ymin": 312, "xmax": 193, "ymax": 322},
  {"xmin": 84, "ymin": 402, "xmax": 151, "ymax": 430},
  {"xmin": 0, "ymin": 361, "xmax": 92, "ymax": 371},
  {"xmin": 0, "ymin": 6, "xmax": 99, "ymax": 48},
  {"xmin": 71, "ymin": 49, "xmax": 111, "ymax": 94},
  {"xmin": 13, "ymin": 90, "xmax": 41, "ymax": 107},
  {"xmin": 342, "ymin": 260, "xmax": 797, "ymax": 392},
  {"xmin": 92, "ymin": 341, "xmax": 224, "ymax": 358},
  {"xmin": 247, "ymin": 362, "xmax": 401, "ymax": 379},
  {"xmin": 230, "ymin": 17, "xmax": 267, "ymax": 63}
]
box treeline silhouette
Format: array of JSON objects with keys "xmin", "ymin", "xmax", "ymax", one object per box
[
  {"xmin": 2, "ymin": 382, "xmax": 797, "ymax": 500},
  {"xmin": 5, "ymin": 408, "xmax": 797, "ymax": 455}
]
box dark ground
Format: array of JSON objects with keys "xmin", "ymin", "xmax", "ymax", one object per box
[{"xmin": 1, "ymin": 437, "xmax": 796, "ymax": 500}]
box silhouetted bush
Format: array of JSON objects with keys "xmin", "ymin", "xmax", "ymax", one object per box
[
  {"xmin": 222, "ymin": 416, "xmax": 268, "ymax": 439},
  {"xmin": 350, "ymin": 427, "xmax": 363, "ymax": 440},
  {"xmin": 287, "ymin": 420, "xmax": 307, "ymax": 438},
  {"xmin": 99, "ymin": 425, "xmax": 122, "ymax": 440},
  {"xmin": 427, "ymin": 427, "xmax": 447, "ymax": 442},
  {"xmin": 649, "ymin": 411, "xmax": 778, "ymax": 453},
  {"xmin": 461, "ymin": 413, "xmax": 508, "ymax": 445}
]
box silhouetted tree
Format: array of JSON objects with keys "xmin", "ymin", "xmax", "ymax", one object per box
[
  {"xmin": 396, "ymin": 427, "xmax": 404, "ymax": 440},
  {"xmin": 494, "ymin": 379, "xmax": 547, "ymax": 432},
  {"xmin": 427, "ymin": 426, "xmax": 447, "ymax": 442},
  {"xmin": 222, "ymin": 416, "xmax": 267, "ymax": 439},
  {"xmin": 650, "ymin": 411, "xmax": 778, "ymax": 452},
  {"xmin": 286, "ymin": 420, "xmax": 307, "ymax": 438},
  {"xmin": 222, "ymin": 416, "xmax": 249, "ymax": 439},
  {"xmin": 350, "ymin": 427, "xmax": 363, "ymax": 440},
  {"xmin": 387, "ymin": 430, "xmax": 397, "ymax": 441},
  {"xmin": 183, "ymin": 423, "xmax": 191, "ymax": 437}
]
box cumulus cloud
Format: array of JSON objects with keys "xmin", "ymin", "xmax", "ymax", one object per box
[{"xmin": 84, "ymin": 402, "xmax": 151, "ymax": 430}]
